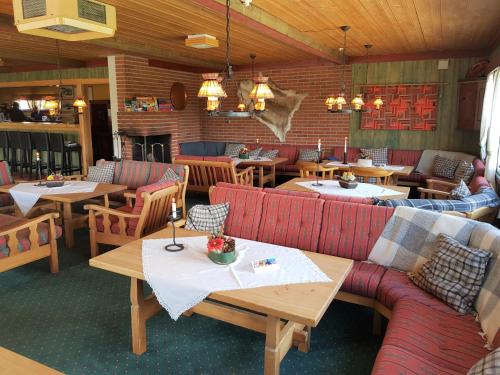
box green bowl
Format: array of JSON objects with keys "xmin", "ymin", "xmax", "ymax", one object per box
[
  {"xmin": 239, "ymin": 153, "xmax": 250, "ymax": 159},
  {"xmin": 208, "ymin": 250, "xmax": 236, "ymax": 265}
]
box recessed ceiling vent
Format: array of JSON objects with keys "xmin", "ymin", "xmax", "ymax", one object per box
[{"xmin": 13, "ymin": 0, "xmax": 116, "ymax": 41}]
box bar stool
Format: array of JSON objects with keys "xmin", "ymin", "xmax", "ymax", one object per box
[
  {"xmin": 64, "ymin": 142, "xmax": 83, "ymax": 175},
  {"xmin": 48, "ymin": 133, "xmax": 83, "ymax": 175},
  {"xmin": 0, "ymin": 131, "xmax": 9, "ymax": 161},
  {"xmin": 30, "ymin": 132, "xmax": 51, "ymax": 177},
  {"xmin": 7, "ymin": 132, "xmax": 31, "ymax": 177}
]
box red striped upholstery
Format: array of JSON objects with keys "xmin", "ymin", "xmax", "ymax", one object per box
[
  {"xmin": 257, "ymin": 193, "xmax": 324, "ymax": 250},
  {"xmin": 174, "ymin": 155, "xmax": 204, "ymax": 162},
  {"xmin": 341, "ymin": 261, "xmax": 386, "ymax": 298},
  {"xmin": 130, "ymin": 181, "xmax": 176, "ymax": 230},
  {"xmin": 0, "ymin": 161, "xmax": 13, "ymax": 185},
  {"xmin": 376, "ymin": 268, "xmax": 461, "ymax": 315},
  {"xmin": 210, "ymin": 185, "xmax": 265, "ymax": 240},
  {"xmin": 469, "ymin": 176, "xmax": 491, "ymax": 194},
  {"xmin": 389, "ymin": 149, "xmax": 422, "ymax": 166},
  {"xmin": 95, "ymin": 205, "xmax": 136, "ymax": 236},
  {"xmin": 146, "ymin": 162, "xmax": 186, "ymax": 184},
  {"xmin": 319, "ymin": 194, "xmax": 374, "ymax": 205},
  {"xmin": 318, "ymin": 201, "xmax": 394, "ymax": 260},
  {"xmin": 264, "ymin": 188, "xmax": 320, "ymax": 199},
  {"xmin": 330, "ymin": 147, "xmax": 361, "ymax": 162},
  {"xmin": 115, "ymin": 160, "xmax": 151, "ymax": 190},
  {"xmin": 372, "ymin": 299, "xmax": 489, "ymax": 375},
  {"xmin": 215, "ymin": 182, "xmax": 262, "ymax": 191},
  {"xmin": 0, "ymin": 193, "xmax": 13, "ymax": 207}
]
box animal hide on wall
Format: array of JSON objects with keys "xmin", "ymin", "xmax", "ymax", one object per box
[{"xmin": 237, "ymin": 80, "xmax": 307, "ymax": 142}]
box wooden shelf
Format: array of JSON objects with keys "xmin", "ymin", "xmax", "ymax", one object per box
[{"xmin": 0, "ymin": 122, "xmax": 80, "ymax": 134}]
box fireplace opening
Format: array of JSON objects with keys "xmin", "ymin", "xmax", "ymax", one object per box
[{"xmin": 129, "ymin": 134, "xmax": 171, "ymax": 163}]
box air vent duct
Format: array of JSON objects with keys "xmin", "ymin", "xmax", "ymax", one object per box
[{"xmin": 13, "ymin": 0, "xmax": 116, "ymax": 41}]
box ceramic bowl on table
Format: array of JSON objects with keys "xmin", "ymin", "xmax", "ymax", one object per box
[{"xmin": 339, "ymin": 179, "xmax": 358, "ymax": 189}]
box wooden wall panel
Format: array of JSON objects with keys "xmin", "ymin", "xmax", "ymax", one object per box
[
  {"xmin": 0, "ymin": 67, "xmax": 108, "ymax": 82},
  {"xmin": 349, "ymin": 57, "xmax": 483, "ymax": 155}
]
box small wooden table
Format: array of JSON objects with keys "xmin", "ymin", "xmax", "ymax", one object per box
[
  {"xmin": 89, "ymin": 227, "xmax": 353, "ymax": 375},
  {"xmin": 0, "ymin": 347, "xmax": 64, "ymax": 375},
  {"xmin": 323, "ymin": 162, "xmax": 414, "ymax": 185},
  {"xmin": 0, "ymin": 183, "xmax": 127, "ymax": 248},
  {"xmin": 237, "ymin": 157, "xmax": 288, "ymax": 187},
  {"xmin": 277, "ymin": 177, "xmax": 410, "ymax": 200}
]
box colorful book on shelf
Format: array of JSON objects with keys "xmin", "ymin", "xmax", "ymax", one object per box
[{"xmin": 157, "ymin": 97, "xmax": 174, "ymax": 112}]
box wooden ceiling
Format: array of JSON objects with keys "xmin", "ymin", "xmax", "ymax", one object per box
[{"xmin": 0, "ymin": 0, "xmax": 498, "ymax": 72}]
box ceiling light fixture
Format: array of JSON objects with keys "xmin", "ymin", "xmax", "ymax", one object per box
[
  {"xmin": 240, "ymin": 0, "xmax": 252, "ymax": 6},
  {"xmin": 73, "ymin": 98, "xmax": 87, "ymax": 113},
  {"xmin": 326, "ymin": 25, "xmax": 351, "ymax": 113},
  {"xmin": 185, "ymin": 34, "xmax": 219, "ymax": 49}
]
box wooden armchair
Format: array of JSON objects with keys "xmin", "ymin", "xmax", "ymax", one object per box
[
  {"xmin": 85, "ymin": 184, "xmax": 179, "ymax": 258},
  {"xmin": 0, "ymin": 212, "xmax": 60, "ymax": 273},
  {"xmin": 351, "ymin": 167, "xmax": 394, "ymax": 185},
  {"xmin": 174, "ymin": 159, "xmax": 254, "ymax": 192},
  {"xmin": 298, "ymin": 161, "xmax": 338, "ymax": 179}
]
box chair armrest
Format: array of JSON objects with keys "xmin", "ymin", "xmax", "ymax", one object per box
[
  {"xmin": 84, "ymin": 204, "xmax": 140, "ymax": 218},
  {"xmin": 417, "ymin": 187, "xmax": 451, "ymax": 199},
  {"xmin": 426, "ymin": 178, "xmax": 457, "ymax": 189},
  {"xmin": 235, "ymin": 166, "xmax": 254, "ymax": 185},
  {"xmin": 0, "ymin": 212, "xmax": 60, "ymax": 236}
]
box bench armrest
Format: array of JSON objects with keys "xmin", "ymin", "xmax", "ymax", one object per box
[
  {"xmin": 235, "ymin": 166, "xmax": 254, "ymax": 185},
  {"xmin": 417, "ymin": 187, "xmax": 451, "ymax": 199}
]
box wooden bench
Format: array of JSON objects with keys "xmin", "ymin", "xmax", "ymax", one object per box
[{"xmin": 173, "ymin": 158, "xmax": 253, "ymax": 193}]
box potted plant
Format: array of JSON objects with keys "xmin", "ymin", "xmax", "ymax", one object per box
[
  {"xmin": 339, "ymin": 171, "xmax": 358, "ymax": 189},
  {"xmin": 207, "ymin": 227, "xmax": 236, "ymax": 264},
  {"xmin": 239, "ymin": 147, "xmax": 250, "ymax": 159},
  {"xmin": 45, "ymin": 172, "xmax": 65, "ymax": 187},
  {"xmin": 357, "ymin": 152, "xmax": 373, "ymax": 167}
]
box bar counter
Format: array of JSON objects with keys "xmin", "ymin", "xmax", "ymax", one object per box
[{"xmin": 0, "ymin": 121, "xmax": 80, "ymax": 134}]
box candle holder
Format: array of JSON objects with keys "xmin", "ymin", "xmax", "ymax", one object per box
[
  {"xmin": 312, "ymin": 150, "xmax": 323, "ymax": 187},
  {"xmin": 35, "ymin": 157, "xmax": 43, "ymax": 186},
  {"xmin": 164, "ymin": 211, "xmax": 184, "ymax": 252},
  {"xmin": 343, "ymin": 151, "xmax": 348, "ymax": 165}
]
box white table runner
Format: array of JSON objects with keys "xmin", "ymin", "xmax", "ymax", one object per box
[
  {"xmin": 142, "ymin": 236, "xmax": 331, "ymax": 320},
  {"xmin": 232, "ymin": 157, "xmax": 272, "ymax": 165},
  {"xmin": 295, "ymin": 180, "xmax": 401, "ymax": 198},
  {"xmin": 9, "ymin": 181, "xmax": 98, "ymax": 215},
  {"xmin": 326, "ymin": 162, "xmax": 405, "ymax": 171}
]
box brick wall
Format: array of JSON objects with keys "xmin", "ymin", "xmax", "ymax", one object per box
[
  {"xmin": 114, "ymin": 55, "xmax": 202, "ymax": 158},
  {"xmin": 200, "ymin": 64, "xmax": 352, "ymax": 149}
]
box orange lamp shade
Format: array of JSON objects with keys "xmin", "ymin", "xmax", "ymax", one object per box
[
  {"xmin": 73, "ymin": 98, "xmax": 87, "ymax": 113},
  {"xmin": 249, "ymin": 75, "xmax": 274, "ymax": 100},
  {"xmin": 198, "ymin": 73, "xmax": 227, "ymax": 98},
  {"xmin": 335, "ymin": 94, "xmax": 347, "ymax": 110},
  {"xmin": 45, "ymin": 100, "xmax": 59, "ymax": 116},
  {"xmin": 351, "ymin": 94, "xmax": 365, "ymax": 111},
  {"xmin": 373, "ymin": 97, "xmax": 384, "ymax": 110},
  {"xmin": 237, "ymin": 103, "xmax": 246, "ymax": 111},
  {"xmin": 325, "ymin": 96, "xmax": 337, "ymax": 110}
]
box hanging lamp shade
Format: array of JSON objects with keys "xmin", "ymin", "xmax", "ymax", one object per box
[
  {"xmin": 351, "ymin": 94, "xmax": 365, "ymax": 111},
  {"xmin": 325, "ymin": 96, "xmax": 337, "ymax": 111},
  {"xmin": 335, "ymin": 93, "xmax": 347, "ymax": 111},
  {"xmin": 373, "ymin": 96, "xmax": 384, "ymax": 110},
  {"xmin": 237, "ymin": 102, "xmax": 246, "ymax": 111},
  {"xmin": 45, "ymin": 100, "xmax": 59, "ymax": 116},
  {"xmin": 73, "ymin": 98, "xmax": 87, "ymax": 113},
  {"xmin": 249, "ymin": 75, "xmax": 274, "ymax": 100},
  {"xmin": 198, "ymin": 73, "xmax": 227, "ymax": 98}
]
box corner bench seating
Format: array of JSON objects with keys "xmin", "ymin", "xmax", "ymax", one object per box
[{"xmin": 208, "ymin": 182, "xmax": 499, "ymax": 374}]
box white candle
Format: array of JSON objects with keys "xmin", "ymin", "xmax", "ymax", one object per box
[
  {"xmin": 344, "ymin": 137, "xmax": 347, "ymax": 153},
  {"xmin": 256, "ymin": 138, "xmax": 259, "ymax": 144},
  {"xmin": 36, "ymin": 151, "xmax": 40, "ymax": 161},
  {"xmin": 171, "ymin": 198, "xmax": 177, "ymax": 219},
  {"xmin": 317, "ymin": 138, "xmax": 321, "ymax": 152}
]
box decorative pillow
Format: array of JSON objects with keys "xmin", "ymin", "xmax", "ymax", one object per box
[
  {"xmin": 467, "ymin": 347, "xmax": 500, "ymax": 375},
  {"xmin": 249, "ymin": 147, "xmax": 262, "ymax": 158},
  {"xmin": 87, "ymin": 164, "xmax": 114, "ymax": 183},
  {"xmin": 450, "ymin": 180, "xmax": 472, "ymax": 200},
  {"xmin": 260, "ymin": 149, "xmax": 279, "ymax": 159},
  {"xmin": 158, "ymin": 168, "xmax": 182, "ymax": 183},
  {"xmin": 455, "ymin": 160, "xmax": 475, "ymax": 184},
  {"xmin": 298, "ymin": 149, "xmax": 319, "ymax": 162},
  {"xmin": 409, "ymin": 233, "xmax": 491, "ymax": 314},
  {"xmin": 224, "ymin": 143, "xmax": 245, "ymax": 157},
  {"xmin": 432, "ymin": 155, "xmax": 460, "ymax": 179},
  {"xmin": 185, "ymin": 203, "xmax": 230, "ymax": 234},
  {"xmin": 360, "ymin": 147, "xmax": 388, "ymax": 165}
]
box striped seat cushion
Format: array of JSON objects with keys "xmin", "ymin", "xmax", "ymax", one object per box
[
  {"xmin": 0, "ymin": 161, "xmax": 14, "ymax": 185},
  {"xmin": 319, "ymin": 194, "xmax": 374, "ymax": 205},
  {"xmin": 264, "ymin": 188, "xmax": 320, "ymax": 199},
  {"xmin": 372, "ymin": 299, "xmax": 489, "ymax": 375},
  {"xmin": 257, "ymin": 193, "xmax": 324, "ymax": 251},
  {"xmin": 210, "ymin": 185, "xmax": 265, "ymax": 240},
  {"xmin": 340, "ymin": 261, "xmax": 386, "ymax": 298},
  {"xmin": 95, "ymin": 205, "xmax": 137, "ymax": 237},
  {"xmin": 115, "ymin": 160, "xmax": 151, "ymax": 189},
  {"xmin": 318, "ymin": 201, "xmax": 394, "ymax": 261}
]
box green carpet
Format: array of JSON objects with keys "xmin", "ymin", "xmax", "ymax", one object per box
[{"xmin": 0, "ymin": 215, "xmax": 383, "ymax": 374}]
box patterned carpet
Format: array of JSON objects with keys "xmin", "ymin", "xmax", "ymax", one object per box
[{"xmin": 0, "ymin": 194, "xmax": 383, "ymax": 375}]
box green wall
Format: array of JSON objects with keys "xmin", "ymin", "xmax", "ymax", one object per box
[
  {"xmin": 0, "ymin": 67, "xmax": 108, "ymax": 82},
  {"xmin": 349, "ymin": 58, "xmax": 481, "ymax": 155}
]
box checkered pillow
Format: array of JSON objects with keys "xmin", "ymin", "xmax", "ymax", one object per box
[
  {"xmin": 360, "ymin": 147, "xmax": 388, "ymax": 165},
  {"xmin": 260, "ymin": 149, "xmax": 279, "ymax": 159},
  {"xmin": 455, "ymin": 160, "xmax": 475, "ymax": 184},
  {"xmin": 224, "ymin": 143, "xmax": 245, "ymax": 157},
  {"xmin": 87, "ymin": 164, "xmax": 114, "ymax": 183},
  {"xmin": 467, "ymin": 348, "xmax": 500, "ymax": 375},
  {"xmin": 450, "ymin": 180, "xmax": 472, "ymax": 200},
  {"xmin": 158, "ymin": 168, "xmax": 182, "ymax": 183},
  {"xmin": 298, "ymin": 149, "xmax": 319, "ymax": 162},
  {"xmin": 432, "ymin": 155, "xmax": 460, "ymax": 179},
  {"xmin": 249, "ymin": 147, "xmax": 262, "ymax": 158},
  {"xmin": 409, "ymin": 233, "xmax": 491, "ymax": 314},
  {"xmin": 185, "ymin": 203, "xmax": 230, "ymax": 234}
]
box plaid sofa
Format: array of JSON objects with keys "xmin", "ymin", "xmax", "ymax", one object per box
[{"xmin": 208, "ymin": 183, "xmax": 499, "ymax": 373}]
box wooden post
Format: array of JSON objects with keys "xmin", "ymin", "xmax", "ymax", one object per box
[
  {"xmin": 75, "ymin": 83, "xmax": 93, "ymax": 174},
  {"xmin": 264, "ymin": 315, "xmax": 281, "ymax": 375}
]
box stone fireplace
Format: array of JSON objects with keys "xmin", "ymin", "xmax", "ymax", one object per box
[{"xmin": 123, "ymin": 134, "xmax": 171, "ymax": 163}]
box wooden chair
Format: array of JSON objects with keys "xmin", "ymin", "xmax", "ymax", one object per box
[
  {"xmin": 85, "ymin": 184, "xmax": 179, "ymax": 258},
  {"xmin": 173, "ymin": 159, "xmax": 254, "ymax": 193},
  {"xmin": 351, "ymin": 167, "xmax": 394, "ymax": 185},
  {"xmin": 0, "ymin": 212, "xmax": 60, "ymax": 273},
  {"xmin": 298, "ymin": 161, "xmax": 338, "ymax": 179}
]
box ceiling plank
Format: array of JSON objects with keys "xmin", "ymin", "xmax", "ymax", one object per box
[{"xmin": 193, "ymin": 0, "xmax": 342, "ymax": 64}]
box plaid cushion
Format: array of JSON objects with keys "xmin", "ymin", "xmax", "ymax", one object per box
[
  {"xmin": 249, "ymin": 147, "xmax": 262, "ymax": 158},
  {"xmin": 185, "ymin": 203, "xmax": 230, "ymax": 234},
  {"xmin": 360, "ymin": 147, "xmax": 388, "ymax": 165},
  {"xmin": 298, "ymin": 149, "xmax": 319, "ymax": 162},
  {"xmin": 467, "ymin": 348, "xmax": 500, "ymax": 375},
  {"xmin": 409, "ymin": 233, "xmax": 491, "ymax": 314},
  {"xmin": 0, "ymin": 161, "xmax": 14, "ymax": 185},
  {"xmin": 224, "ymin": 143, "xmax": 245, "ymax": 157},
  {"xmin": 450, "ymin": 180, "xmax": 472, "ymax": 200},
  {"xmin": 260, "ymin": 149, "xmax": 279, "ymax": 159},
  {"xmin": 455, "ymin": 160, "xmax": 475, "ymax": 184},
  {"xmin": 380, "ymin": 187, "xmax": 500, "ymax": 213},
  {"xmin": 158, "ymin": 168, "xmax": 181, "ymax": 183},
  {"xmin": 87, "ymin": 164, "xmax": 114, "ymax": 183},
  {"xmin": 432, "ymin": 155, "xmax": 460, "ymax": 179}
]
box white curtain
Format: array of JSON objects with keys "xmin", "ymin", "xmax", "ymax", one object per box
[{"xmin": 480, "ymin": 67, "xmax": 500, "ymax": 190}]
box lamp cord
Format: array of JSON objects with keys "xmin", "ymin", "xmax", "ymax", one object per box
[
  {"xmin": 341, "ymin": 30, "xmax": 346, "ymax": 92},
  {"xmin": 56, "ymin": 40, "xmax": 62, "ymax": 114},
  {"xmin": 225, "ymin": 0, "xmax": 232, "ymax": 77}
]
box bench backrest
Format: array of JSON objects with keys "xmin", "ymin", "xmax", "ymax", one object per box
[{"xmin": 174, "ymin": 158, "xmax": 239, "ymax": 192}]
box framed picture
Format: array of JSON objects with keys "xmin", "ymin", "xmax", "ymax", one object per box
[
  {"xmin": 61, "ymin": 100, "xmax": 75, "ymax": 111},
  {"xmin": 60, "ymin": 86, "xmax": 75, "ymax": 99}
]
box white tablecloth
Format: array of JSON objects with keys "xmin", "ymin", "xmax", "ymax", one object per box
[
  {"xmin": 232, "ymin": 157, "xmax": 272, "ymax": 165},
  {"xmin": 326, "ymin": 162, "xmax": 405, "ymax": 171},
  {"xmin": 9, "ymin": 181, "xmax": 98, "ymax": 215},
  {"xmin": 142, "ymin": 236, "xmax": 331, "ymax": 320},
  {"xmin": 295, "ymin": 179, "xmax": 402, "ymax": 198}
]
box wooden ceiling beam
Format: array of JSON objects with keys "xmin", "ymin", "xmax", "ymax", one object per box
[
  {"xmin": 349, "ymin": 49, "xmax": 489, "ymax": 64},
  {"xmin": 194, "ymin": 0, "xmax": 342, "ymax": 64}
]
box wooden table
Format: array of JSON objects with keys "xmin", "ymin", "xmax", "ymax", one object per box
[
  {"xmin": 323, "ymin": 162, "xmax": 414, "ymax": 185},
  {"xmin": 237, "ymin": 157, "xmax": 288, "ymax": 187},
  {"xmin": 89, "ymin": 227, "xmax": 353, "ymax": 375},
  {"xmin": 0, "ymin": 347, "xmax": 64, "ymax": 375},
  {"xmin": 277, "ymin": 177, "xmax": 411, "ymax": 200},
  {"xmin": 0, "ymin": 183, "xmax": 127, "ymax": 248}
]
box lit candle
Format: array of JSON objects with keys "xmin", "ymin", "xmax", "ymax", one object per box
[
  {"xmin": 344, "ymin": 137, "xmax": 347, "ymax": 153},
  {"xmin": 317, "ymin": 138, "xmax": 321, "ymax": 152},
  {"xmin": 171, "ymin": 198, "xmax": 177, "ymax": 219},
  {"xmin": 256, "ymin": 138, "xmax": 259, "ymax": 145},
  {"xmin": 36, "ymin": 151, "xmax": 40, "ymax": 161}
]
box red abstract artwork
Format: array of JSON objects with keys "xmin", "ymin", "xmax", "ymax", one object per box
[{"xmin": 360, "ymin": 84, "xmax": 439, "ymax": 131}]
